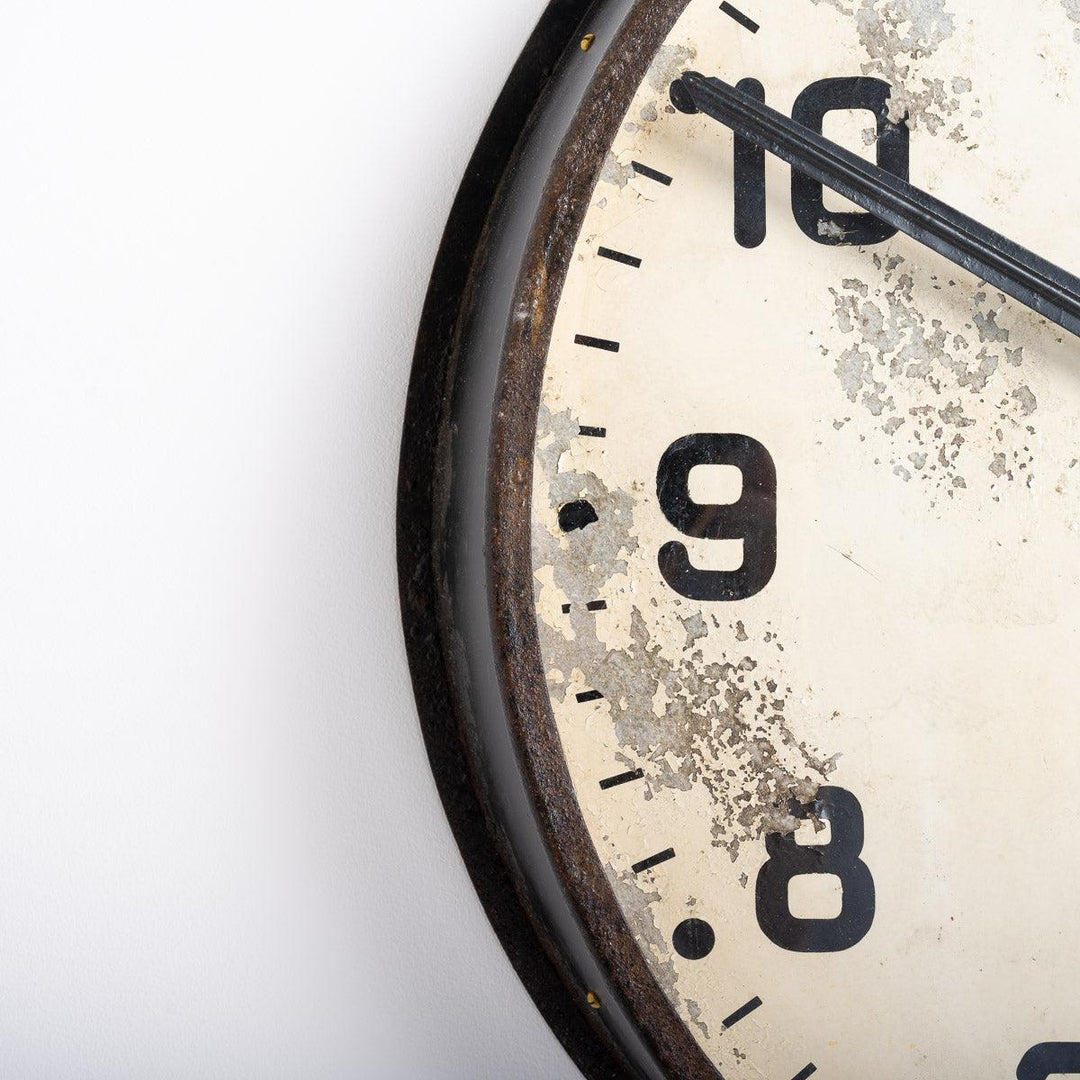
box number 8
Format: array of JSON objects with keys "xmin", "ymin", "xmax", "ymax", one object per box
[{"xmin": 755, "ymin": 786, "xmax": 876, "ymax": 953}]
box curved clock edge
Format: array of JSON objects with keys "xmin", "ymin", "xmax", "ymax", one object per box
[
  {"xmin": 487, "ymin": 1, "xmax": 724, "ymax": 1078},
  {"xmin": 397, "ymin": 2, "xmax": 649, "ymax": 1078}
]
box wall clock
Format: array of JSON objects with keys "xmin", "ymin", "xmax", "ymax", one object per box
[{"xmin": 397, "ymin": 0, "xmax": 1080, "ymax": 1077}]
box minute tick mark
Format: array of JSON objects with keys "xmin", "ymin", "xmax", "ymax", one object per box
[
  {"xmin": 791, "ymin": 1066, "xmax": 817, "ymax": 1080},
  {"xmin": 598, "ymin": 246, "xmax": 643, "ymax": 268},
  {"xmin": 631, "ymin": 160, "xmax": 673, "ymax": 186},
  {"xmin": 632, "ymin": 848, "xmax": 676, "ymax": 875},
  {"xmin": 574, "ymin": 334, "xmax": 621, "ymax": 353},
  {"xmin": 599, "ymin": 769, "xmax": 645, "ymax": 791},
  {"xmin": 721, "ymin": 996, "xmax": 763, "ymax": 1030},
  {"xmin": 720, "ymin": 1, "xmax": 760, "ymax": 33},
  {"xmin": 576, "ymin": 690, "xmax": 604, "ymax": 704}
]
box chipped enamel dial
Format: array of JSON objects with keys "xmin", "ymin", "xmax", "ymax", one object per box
[
  {"xmin": 536, "ymin": 0, "xmax": 1080, "ymax": 1076},
  {"xmin": 403, "ymin": 1, "xmax": 1080, "ymax": 1078}
]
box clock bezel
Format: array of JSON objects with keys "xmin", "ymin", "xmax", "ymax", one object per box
[
  {"xmin": 397, "ymin": 1, "xmax": 716, "ymax": 1078},
  {"xmin": 486, "ymin": 3, "xmax": 724, "ymax": 1079}
]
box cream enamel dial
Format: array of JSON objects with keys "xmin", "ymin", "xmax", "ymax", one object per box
[
  {"xmin": 403, "ymin": 1, "xmax": 1080, "ymax": 1077},
  {"xmin": 529, "ymin": 1, "xmax": 1080, "ymax": 1077}
]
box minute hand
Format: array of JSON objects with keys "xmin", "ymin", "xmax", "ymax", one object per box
[{"xmin": 670, "ymin": 71, "xmax": 1080, "ymax": 339}]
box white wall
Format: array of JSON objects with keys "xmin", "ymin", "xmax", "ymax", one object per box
[{"xmin": 0, "ymin": 2, "xmax": 581, "ymax": 1076}]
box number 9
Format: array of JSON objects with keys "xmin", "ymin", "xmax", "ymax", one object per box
[{"xmin": 656, "ymin": 433, "xmax": 777, "ymax": 602}]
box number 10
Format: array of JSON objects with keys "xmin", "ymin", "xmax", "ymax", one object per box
[{"xmin": 733, "ymin": 76, "xmax": 910, "ymax": 249}]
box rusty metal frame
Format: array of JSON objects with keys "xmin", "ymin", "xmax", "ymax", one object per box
[
  {"xmin": 399, "ymin": 1, "xmax": 719, "ymax": 1077},
  {"xmin": 488, "ymin": 3, "xmax": 723, "ymax": 1078}
]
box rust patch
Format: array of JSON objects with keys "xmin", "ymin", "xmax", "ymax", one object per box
[{"xmin": 488, "ymin": 3, "xmax": 723, "ymax": 1079}]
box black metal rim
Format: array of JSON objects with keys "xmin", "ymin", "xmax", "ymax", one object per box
[{"xmin": 396, "ymin": 4, "xmax": 643, "ymax": 1077}]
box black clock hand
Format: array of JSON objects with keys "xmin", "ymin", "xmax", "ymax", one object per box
[{"xmin": 670, "ymin": 71, "xmax": 1080, "ymax": 339}]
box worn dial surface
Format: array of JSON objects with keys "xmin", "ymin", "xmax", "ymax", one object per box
[{"xmin": 528, "ymin": 0, "xmax": 1080, "ymax": 1076}]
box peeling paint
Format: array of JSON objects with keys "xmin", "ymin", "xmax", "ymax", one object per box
[
  {"xmin": 601, "ymin": 151, "xmax": 636, "ymax": 188},
  {"xmin": 534, "ymin": 405, "xmax": 838, "ymax": 869},
  {"xmin": 534, "ymin": 404, "xmax": 638, "ymax": 598},
  {"xmin": 822, "ymin": 255, "xmax": 1038, "ymax": 500},
  {"xmin": 603, "ymin": 867, "xmax": 713, "ymax": 1041},
  {"xmin": 645, "ymin": 42, "xmax": 697, "ymax": 95},
  {"xmin": 811, "ymin": 0, "xmax": 976, "ymax": 134},
  {"xmin": 519, "ymin": 0, "xmax": 1080, "ymax": 1071},
  {"xmin": 1065, "ymin": 0, "xmax": 1080, "ymax": 41},
  {"xmin": 819, "ymin": 219, "xmax": 849, "ymax": 241},
  {"xmin": 607, "ymin": 865, "xmax": 672, "ymax": 988}
]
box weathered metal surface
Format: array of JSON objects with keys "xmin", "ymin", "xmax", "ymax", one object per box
[
  {"xmin": 407, "ymin": 0, "xmax": 1080, "ymax": 1074},
  {"xmin": 397, "ymin": 3, "xmax": 663, "ymax": 1077},
  {"xmin": 488, "ymin": 4, "xmax": 721, "ymax": 1080},
  {"xmin": 494, "ymin": 0, "xmax": 1080, "ymax": 1075}
]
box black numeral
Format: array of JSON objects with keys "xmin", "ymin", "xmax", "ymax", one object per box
[
  {"xmin": 755, "ymin": 786, "xmax": 875, "ymax": 952},
  {"xmin": 656, "ymin": 434, "xmax": 776, "ymax": 602},
  {"xmin": 733, "ymin": 78, "xmax": 767, "ymax": 249},
  {"xmin": 733, "ymin": 76, "xmax": 909, "ymax": 249},
  {"xmin": 791, "ymin": 77, "xmax": 910, "ymax": 246},
  {"xmin": 1017, "ymin": 1044, "xmax": 1080, "ymax": 1079}
]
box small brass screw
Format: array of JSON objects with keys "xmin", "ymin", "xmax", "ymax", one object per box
[
  {"xmin": 586, "ymin": 991, "xmax": 602, "ymax": 1010},
  {"xmin": 580, "ymin": 33, "xmax": 596, "ymax": 52}
]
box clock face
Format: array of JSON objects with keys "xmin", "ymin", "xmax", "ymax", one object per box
[
  {"xmin": 526, "ymin": 0, "xmax": 1080, "ymax": 1074},
  {"xmin": 401, "ymin": 1, "xmax": 1080, "ymax": 1078}
]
